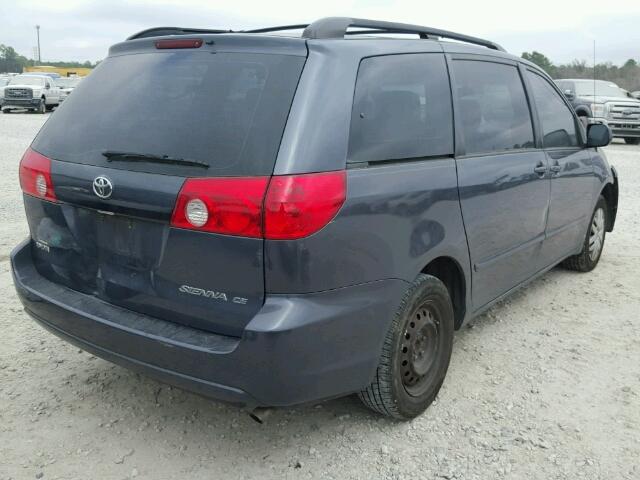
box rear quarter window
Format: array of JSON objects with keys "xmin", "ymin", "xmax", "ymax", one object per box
[{"xmin": 348, "ymin": 53, "xmax": 453, "ymax": 163}]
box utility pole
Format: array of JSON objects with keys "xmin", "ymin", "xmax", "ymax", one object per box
[
  {"xmin": 35, "ymin": 25, "xmax": 41, "ymax": 64},
  {"xmin": 593, "ymin": 39, "xmax": 596, "ymax": 98}
]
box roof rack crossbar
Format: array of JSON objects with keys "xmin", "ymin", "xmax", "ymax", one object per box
[{"xmin": 302, "ymin": 17, "xmax": 505, "ymax": 51}]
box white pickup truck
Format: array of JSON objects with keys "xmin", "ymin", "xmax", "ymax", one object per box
[{"xmin": 1, "ymin": 74, "xmax": 61, "ymax": 114}]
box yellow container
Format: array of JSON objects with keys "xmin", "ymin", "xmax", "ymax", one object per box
[{"xmin": 24, "ymin": 66, "xmax": 92, "ymax": 77}]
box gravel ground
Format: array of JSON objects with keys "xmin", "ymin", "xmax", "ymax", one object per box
[{"xmin": 1, "ymin": 112, "xmax": 639, "ymax": 480}]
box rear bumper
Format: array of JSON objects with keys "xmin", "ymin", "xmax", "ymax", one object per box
[{"xmin": 11, "ymin": 239, "xmax": 407, "ymax": 408}]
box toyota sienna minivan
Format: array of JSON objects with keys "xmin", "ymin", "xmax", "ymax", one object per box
[{"xmin": 11, "ymin": 17, "xmax": 618, "ymax": 419}]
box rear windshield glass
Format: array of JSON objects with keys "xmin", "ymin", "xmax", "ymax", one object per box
[{"xmin": 32, "ymin": 51, "xmax": 305, "ymax": 177}]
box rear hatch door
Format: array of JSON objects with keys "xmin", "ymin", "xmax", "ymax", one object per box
[{"xmin": 24, "ymin": 38, "xmax": 306, "ymax": 336}]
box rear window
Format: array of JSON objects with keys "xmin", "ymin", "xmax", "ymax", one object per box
[
  {"xmin": 32, "ymin": 51, "xmax": 305, "ymax": 177},
  {"xmin": 348, "ymin": 53, "xmax": 453, "ymax": 163}
]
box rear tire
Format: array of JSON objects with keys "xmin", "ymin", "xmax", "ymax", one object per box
[
  {"xmin": 562, "ymin": 196, "xmax": 607, "ymax": 272},
  {"xmin": 624, "ymin": 137, "xmax": 640, "ymax": 145},
  {"xmin": 358, "ymin": 274, "xmax": 454, "ymax": 419}
]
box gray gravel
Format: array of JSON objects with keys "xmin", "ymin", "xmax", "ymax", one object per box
[{"xmin": 1, "ymin": 112, "xmax": 639, "ymax": 480}]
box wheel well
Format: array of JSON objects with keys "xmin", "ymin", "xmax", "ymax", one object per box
[
  {"xmin": 601, "ymin": 182, "xmax": 618, "ymax": 232},
  {"xmin": 421, "ymin": 257, "xmax": 466, "ymax": 329},
  {"xmin": 573, "ymin": 103, "xmax": 591, "ymax": 117}
]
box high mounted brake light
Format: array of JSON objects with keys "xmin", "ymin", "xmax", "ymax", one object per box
[
  {"xmin": 19, "ymin": 148, "xmax": 57, "ymax": 202},
  {"xmin": 170, "ymin": 171, "xmax": 346, "ymax": 239},
  {"xmin": 155, "ymin": 39, "xmax": 203, "ymax": 49}
]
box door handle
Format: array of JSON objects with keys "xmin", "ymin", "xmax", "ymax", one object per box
[
  {"xmin": 533, "ymin": 163, "xmax": 547, "ymax": 176},
  {"xmin": 550, "ymin": 162, "xmax": 562, "ymax": 175}
]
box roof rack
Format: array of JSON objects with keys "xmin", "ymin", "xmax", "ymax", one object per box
[
  {"xmin": 244, "ymin": 24, "xmax": 309, "ymax": 34},
  {"xmin": 302, "ymin": 17, "xmax": 505, "ymax": 51},
  {"xmin": 127, "ymin": 27, "xmax": 233, "ymax": 40},
  {"xmin": 126, "ymin": 17, "xmax": 505, "ymax": 52}
]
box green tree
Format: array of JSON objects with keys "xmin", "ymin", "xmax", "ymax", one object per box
[
  {"xmin": 0, "ymin": 44, "xmax": 27, "ymax": 73},
  {"xmin": 521, "ymin": 51, "xmax": 556, "ymax": 76}
]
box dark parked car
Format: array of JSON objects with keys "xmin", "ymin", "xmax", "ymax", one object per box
[
  {"xmin": 11, "ymin": 17, "xmax": 618, "ymax": 419},
  {"xmin": 556, "ymin": 78, "xmax": 640, "ymax": 144}
]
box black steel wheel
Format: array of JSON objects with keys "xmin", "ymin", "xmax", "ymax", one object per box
[
  {"xmin": 400, "ymin": 302, "xmax": 441, "ymax": 397},
  {"xmin": 562, "ymin": 196, "xmax": 608, "ymax": 272},
  {"xmin": 359, "ymin": 274, "xmax": 454, "ymax": 419}
]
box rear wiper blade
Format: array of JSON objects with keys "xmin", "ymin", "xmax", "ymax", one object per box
[{"xmin": 101, "ymin": 150, "xmax": 209, "ymax": 169}]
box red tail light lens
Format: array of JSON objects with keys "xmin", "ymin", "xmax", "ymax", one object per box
[
  {"xmin": 171, "ymin": 177, "xmax": 269, "ymax": 238},
  {"xmin": 155, "ymin": 39, "xmax": 203, "ymax": 49},
  {"xmin": 19, "ymin": 148, "xmax": 57, "ymax": 201},
  {"xmin": 171, "ymin": 171, "xmax": 346, "ymax": 239},
  {"xmin": 264, "ymin": 171, "xmax": 346, "ymax": 240}
]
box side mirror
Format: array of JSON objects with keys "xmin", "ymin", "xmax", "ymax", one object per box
[
  {"xmin": 45, "ymin": 84, "xmax": 50, "ymax": 90},
  {"xmin": 586, "ymin": 123, "xmax": 612, "ymax": 148},
  {"xmin": 564, "ymin": 89, "xmax": 575, "ymax": 100}
]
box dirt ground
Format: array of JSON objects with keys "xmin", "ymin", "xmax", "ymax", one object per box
[{"xmin": 1, "ymin": 113, "xmax": 638, "ymax": 480}]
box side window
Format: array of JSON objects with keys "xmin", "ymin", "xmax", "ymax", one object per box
[
  {"xmin": 348, "ymin": 54, "xmax": 453, "ymax": 163},
  {"xmin": 527, "ymin": 72, "xmax": 579, "ymax": 148},
  {"xmin": 452, "ymin": 60, "xmax": 534, "ymax": 155}
]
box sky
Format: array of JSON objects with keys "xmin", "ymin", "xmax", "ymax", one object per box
[{"xmin": 2, "ymin": 0, "xmax": 640, "ymax": 65}]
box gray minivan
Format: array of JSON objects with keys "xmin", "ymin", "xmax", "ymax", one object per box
[{"xmin": 11, "ymin": 18, "xmax": 618, "ymax": 419}]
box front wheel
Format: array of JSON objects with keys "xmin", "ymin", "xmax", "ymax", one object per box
[
  {"xmin": 624, "ymin": 137, "xmax": 640, "ymax": 145},
  {"xmin": 562, "ymin": 196, "xmax": 607, "ymax": 272},
  {"xmin": 359, "ymin": 274, "xmax": 454, "ymax": 419},
  {"xmin": 37, "ymin": 99, "xmax": 46, "ymax": 114}
]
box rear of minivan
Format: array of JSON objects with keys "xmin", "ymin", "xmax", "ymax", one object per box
[{"xmin": 11, "ymin": 34, "xmax": 406, "ymax": 408}]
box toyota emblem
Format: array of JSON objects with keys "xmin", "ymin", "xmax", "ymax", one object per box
[{"xmin": 92, "ymin": 176, "xmax": 113, "ymax": 199}]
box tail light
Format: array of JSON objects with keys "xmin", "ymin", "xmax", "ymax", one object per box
[
  {"xmin": 19, "ymin": 148, "xmax": 57, "ymax": 202},
  {"xmin": 171, "ymin": 177, "xmax": 269, "ymax": 238},
  {"xmin": 171, "ymin": 171, "xmax": 346, "ymax": 239},
  {"xmin": 264, "ymin": 171, "xmax": 346, "ymax": 239}
]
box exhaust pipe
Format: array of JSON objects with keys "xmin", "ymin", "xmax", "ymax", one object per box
[{"xmin": 248, "ymin": 407, "xmax": 272, "ymax": 424}]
